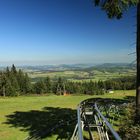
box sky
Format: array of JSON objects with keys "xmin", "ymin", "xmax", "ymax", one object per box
[{"xmin": 0, "ymin": 0, "xmax": 137, "ymax": 66}]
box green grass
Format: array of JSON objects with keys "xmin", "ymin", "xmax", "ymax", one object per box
[{"xmin": 0, "ymin": 90, "xmax": 135, "ymax": 140}]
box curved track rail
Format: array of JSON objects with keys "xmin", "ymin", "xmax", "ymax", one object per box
[{"xmin": 71, "ymin": 98, "xmax": 122, "ymax": 140}]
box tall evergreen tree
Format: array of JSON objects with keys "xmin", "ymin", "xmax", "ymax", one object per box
[
  {"xmin": 5, "ymin": 67, "xmax": 10, "ymax": 78},
  {"xmin": 17, "ymin": 69, "xmax": 25, "ymax": 93},
  {"xmin": 9, "ymin": 73, "xmax": 19, "ymax": 96},
  {"xmin": 0, "ymin": 72, "xmax": 6, "ymax": 97},
  {"xmin": 44, "ymin": 77, "xmax": 51, "ymax": 93},
  {"xmin": 93, "ymin": 0, "xmax": 140, "ymax": 118},
  {"xmin": 5, "ymin": 79, "xmax": 16, "ymax": 96},
  {"xmin": 34, "ymin": 80, "xmax": 46, "ymax": 94},
  {"xmin": 23, "ymin": 73, "xmax": 32, "ymax": 94},
  {"xmin": 0, "ymin": 65, "xmax": 33, "ymax": 96},
  {"xmin": 11, "ymin": 64, "xmax": 17, "ymax": 75},
  {"xmin": 0, "ymin": 72, "xmax": 17, "ymax": 96},
  {"xmin": 56, "ymin": 77, "xmax": 64, "ymax": 95}
]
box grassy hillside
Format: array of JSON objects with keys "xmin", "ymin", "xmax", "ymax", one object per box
[{"xmin": 0, "ymin": 90, "xmax": 135, "ymax": 140}]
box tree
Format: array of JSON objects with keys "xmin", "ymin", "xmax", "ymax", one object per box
[
  {"xmin": 0, "ymin": 72, "xmax": 6, "ymax": 97},
  {"xmin": 44, "ymin": 77, "xmax": 52, "ymax": 93},
  {"xmin": 5, "ymin": 79, "xmax": 17, "ymax": 96},
  {"xmin": 56, "ymin": 77, "xmax": 65, "ymax": 95},
  {"xmin": 34, "ymin": 80, "xmax": 46, "ymax": 94},
  {"xmin": 9, "ymin": 73, "xmax": 20, "ymax": 95},
  {"xmin": 0, "ymin": 65, "xmax": 33, "ymax": 96},
  {"xmin": 93, "ymin": 0, "xmax": 140, "ymax": 120},
  {"xmin": 11, "ymin": 64, "xmax": 17, "ymax": 75},
  {"xmin": 23, "ymin": 73, "xmax": 32, "ymax": 94},
  {"xmin": 17, "ymin": 69, "xmax": 25, "ymax": 93},
  {"xmin": 0, "ymin": 72, "xmax": 17, "ymax": 96},
  {"xmin": 5, "ymin": 67, "xmax": 10, "ymax": 78}
]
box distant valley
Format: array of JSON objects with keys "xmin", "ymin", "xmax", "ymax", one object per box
[{"xmin": 9, "ymin": 63, "xmax": 135, "ymax": 82}]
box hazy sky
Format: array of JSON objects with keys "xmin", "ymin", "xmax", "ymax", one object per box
[{"xmin": 0, "ymin": 0, "xmax": 137, "ymax": 65}]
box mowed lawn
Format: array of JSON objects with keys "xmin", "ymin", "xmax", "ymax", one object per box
[{"xmin": 0, "ymin": 90, "xmax": 135, "ymax": 140}]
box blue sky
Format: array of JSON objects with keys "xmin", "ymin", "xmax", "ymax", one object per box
[{"xmin": 0, "ymin": 0, "xmax": 137, "ymax": 65}]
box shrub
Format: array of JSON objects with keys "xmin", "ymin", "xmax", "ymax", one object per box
[{"xmin": 119, "ymin": 103, "xmax": 140, "ymax": 140}]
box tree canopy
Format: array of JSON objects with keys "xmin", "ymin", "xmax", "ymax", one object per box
[{"xmin": 94, "ymin": 0, "xmax": 139, "ymax": 19}]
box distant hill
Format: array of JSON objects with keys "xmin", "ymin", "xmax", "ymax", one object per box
[
  {"xmin": 85, "ymin": 63, "xmax": 136, "ymax": 73},
  {"xmin": 4, "ymin": 63, "xmax": 133, "ymax": 82},
  {"xmin": 94, "ymin": 63, "xmax": 136, "ymax": 68},
  {"xmin": 16, "ymin": 63, "xmax": 96, "ymax": 72},
  {"xmin": 0, "ymin": 63, "xmax": 136, "ymax": 72}
]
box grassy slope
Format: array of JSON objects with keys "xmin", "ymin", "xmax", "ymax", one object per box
[{"xmin": 0, "ymin": 90, "xmax": 135, "ymax": 140}]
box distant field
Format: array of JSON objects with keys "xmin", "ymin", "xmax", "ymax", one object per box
[
  {"xmin": 28, "ymin": 69, "xmax": 136, "ymax": 82},
  {"xmin": 0, "ymin": 90, "xmax": 135, "ymax": 140}
]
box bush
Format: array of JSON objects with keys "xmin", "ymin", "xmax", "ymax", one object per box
[{"xmin": 119, "ymin": 103, "xmax": 140, "ymax": 140}]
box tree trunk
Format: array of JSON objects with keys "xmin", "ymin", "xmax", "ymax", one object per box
[{"xmin": 136, "ymin": 1, "xmax": 140, "ymax": 122}]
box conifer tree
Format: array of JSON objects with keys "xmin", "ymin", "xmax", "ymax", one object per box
[
  {"xmin": 44, "ymin": 76, "xmax": 51, "ymax": 93},
  {"xmin": 5, "ymin": 79, "xmax": 16, "ymax": 96},
  {"xmin": 0, "ymin": 72, "xmax": 6, "ymax": 97},
  {"xmin": 93, "ymin": 0, "xmax": 140, "ymax": 120},
  {"xmin": 11, "ymin": 64, "xmax": 17, "ymax": 75},
  {"xmin": 17, "ymin": 69, "xmax": 25, "ymax": 93},
  {"xmin": 23, "ymin": 73, "xmax": 32, "ymax": 94},
  {"xmin": 34, "ymin": 80, "xmax": 46, "ymax": 94},
  {"xmin": 56, "ymin": 77, "xmax": 65, "ymax": 95},
  {"xmin": 9, "ymin": 73, "xmax": 19, "ymax": 96},
  {"xmin": 6, "ymin": 67, "xmax": 10, "ymax": 78}
]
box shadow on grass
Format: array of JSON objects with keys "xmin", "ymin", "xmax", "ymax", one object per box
[
  {"xmin": 4, "ymin": 96, "xmax": 135, "ymax": 139},
  {"xmin": 5, "ymin": 107, "xmax": 77, "ymax": 139}
]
